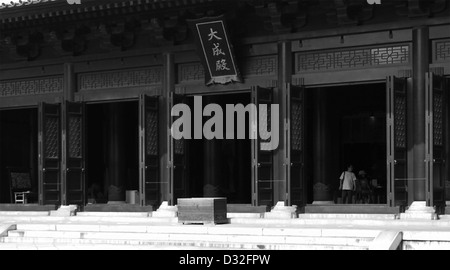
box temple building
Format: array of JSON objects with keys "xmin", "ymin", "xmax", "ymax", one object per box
[{"xmin": 0, "ymin": 0, "xmax": 449, "ymax": 215}]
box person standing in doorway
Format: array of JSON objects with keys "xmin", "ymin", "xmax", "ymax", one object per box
[{"xmin": 339, "ymin": 165, "xmax": 357, "ymax": 204}]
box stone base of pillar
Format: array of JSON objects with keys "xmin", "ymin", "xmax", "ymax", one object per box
[
  {"xmin": 312, "ymin": 201, "xmax": 335, "ymax": 205},
  {"xmin": 152, "ymin": 201, "xmax": 178, "ymax": 217},
  {"xmin": 50, "ymin": 205, "xmax": 78, "ymax": 217},
  {"xmin": 400, "ymin": 201, "xmax": 437, "ymax": 220},
  {"xmin": 264, "ymin": 202, "xmax": 297, "ymax": 219}
]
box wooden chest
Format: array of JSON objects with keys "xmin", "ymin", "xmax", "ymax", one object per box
[{"xmin": 178, "ymin": 198, "xmax": 228, "ymax": 225}]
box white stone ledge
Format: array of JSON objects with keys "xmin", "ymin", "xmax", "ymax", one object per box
[{"xmin": 369, "ymin": 231, "xmax": 402, "ymax": 250}]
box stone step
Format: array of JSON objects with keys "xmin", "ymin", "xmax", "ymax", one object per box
[
  {"xmin": 0, "ymin": 204, "xmax": 57, "ymax": 212},
  {"xmin": 305, "ymin": 205, "xmax": 401, "ymax": 214},
  {"xmin": 0, "ymin": 238, "xmax": 369, "ymax": 250},
  {"xmin": 0, "ymin": 215, "xmax": 177, "ymax": 223},
  {"xmin": 230, "ymin": 217, "xmax": 450, "ymax": 228},
  {"xmin": 5, "ymin": 229, "xmax": 373, "ymax": 247},
  {"xmin": 13, "ymin": 223, "xmax": 380, "ymax": 238},
  {"xmin": 228, "ymin": 213, "xmax": 263, "ymax": 219},
  {"xmin": 76, "ymin": 212, "xmax": 151, "ymax": 217},
  {"xmin": 226, "ymin": 204, "xmax": 270, "ymax": 213},
  {"xmin": 0, "ymin": 242, "xmax": 219, "ymax": 250},
  {"xmin": 83, "ymin": 204, "xmax": 153, "ymax": 212},
  {"xmin": 400, "ymin": 212, "xmax": 437, "ymax": 220},
  {"xmin": 402, "ymin": 241, "xmax": 450, "ymax": 250},
  {"xmin": 298, "ymin": 213, "xmax": 398, "ymax": 220},
  {"xmin": 402, "ymin": 231, "xmax": 450, "ymax": 242},
  {"xmin": 0, "ymin": 211, "xmax": 50, "ymax": 216}
]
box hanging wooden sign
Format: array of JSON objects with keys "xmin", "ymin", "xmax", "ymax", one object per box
[{"xmin": 189, "ymin": 16, "xmax": 242, "ymax": 85}]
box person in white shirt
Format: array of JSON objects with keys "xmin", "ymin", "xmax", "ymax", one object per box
[{"xmin": 339, "ymin": 165, "xmax": 357, "ymax": 204}]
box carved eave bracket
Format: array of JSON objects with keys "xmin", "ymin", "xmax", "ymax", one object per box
[
  {"xmin": 109, "ymin": 20, "xmax": 140, "ymax": 51},
  {"xmin": 47, "ymin": 26, "xmax": 90, "ymax": 56},
  {"xmin": 395, "ymin": 0, "xmax": 447, "ymax": 18},
  {"xmin": 141, "ymin": 12, "xmax": 190, "ymax": 45},
  {"xmin": 320, "ymin": 0, "xmax": 374, "ymax": 26},
  {"xmin": 5, "ymin": 31, "xmax": 44, "ymax": 61},
  {"xmin": 253, "ymin": 0, "xmax": 308, "ymax": 34}
]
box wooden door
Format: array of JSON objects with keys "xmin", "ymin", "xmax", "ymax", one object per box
[
  {"xmin": 139, "ymin": 94, "xmax": 161, "ymax": 207},
  {"xmin": 386, "ymin": 76, "xmax": 408, "ymax": 207},
  {"xmin": 168, "ymin": 92, "xmax": 187, "ymax": 205},
  {"xmin": 285, "ymin": 83, "xmax": 306, "ymax": 207},
  {"xmin": 38, "ymin": 103, "xmax": 62, "ymax": 206},
  {"xmin": 425, "ymin": 73, "xmax": 448, "ymax": 208},
  {"xmin": 62, "ymin": 101, "xmax": 86, "ymax": 207},
  {"xmin": 251, "ymin": 86, "xmax": 274, "ymax": 207}
]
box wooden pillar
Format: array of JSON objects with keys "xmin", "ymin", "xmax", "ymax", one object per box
[
  {"xmin": 107, "ymin": 103, "xmax": 126, "ymax": 202},
  {"xmin": 30, "ymin": 110, "xmax": 38, "ymax": 199},
  {"xmin": 0, "ymin": 112, "xmax": 3, "ymax": 203},
  {"xmin": 412, "ymin": 26, "xmax": 429, "ymax": 202},
  {"xmin": 63, "ymin": 63, "xmax": 75, "ymax": 102},
  {"xmin": 312, "ymin": 88, "xmax": 332, "ymax": 202},
  {"xmin": 277, "ymin": 40, "xmax": 292, "ymax": 204},
  {"xmin": 161, "ymin": 53, "xmax": 174, "ymax": 203}
]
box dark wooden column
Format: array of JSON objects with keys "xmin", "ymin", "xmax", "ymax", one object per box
[
  {"xmin": 0, "ymin": 112, "xmax": 3, "ymax": 203},
  {"xmin": 107, "ymin": 103, "xmax": 126, "ymax": 202},
  {"xmin": 412, "ymin": 26, "xmax": 429, "ymax": 202},
  {"xmin": 161, "ymin": 52, "xmax": 174, "ymax": 203},
  {"xmin": 63, "ymin": 63, "xmax": 75, "ymax": 102},
  {"xmin": 277, "ymin": 40, "xmax": 292, "ymax": 204},
  {"xmin": 312, "ymin": 88, "xmax": 333, "ymax": 202},
  {"xmin": 203, "ymin": 102, "xmax": 221, "ymax": 197}
]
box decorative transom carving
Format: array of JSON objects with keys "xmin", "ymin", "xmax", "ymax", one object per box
[
  {"xmin": 296, "ymin": 45, "xmax": 410, "ymax": 73},
  {"xmin": 434, "ymin": 39, "xmax": 450, "ymax": 63},
  {"xmin": 79, "ymin": 67, "xmax": 162, "ymax": 91},
  {"xmin": 0, "ymin": 77, "xmax": 63, "ymax": 97},
  {"xmin": 243, "ymin": 56, "xmax": 278, "ymax": 77},
  {"xmin": 178, "ymin": 63, "xmax": 205, "ymax": 82}
]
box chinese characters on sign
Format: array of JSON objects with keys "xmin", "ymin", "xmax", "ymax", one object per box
[{"xmin": 190, "ymin": 17, "xmax": 242, "ymax": 85}]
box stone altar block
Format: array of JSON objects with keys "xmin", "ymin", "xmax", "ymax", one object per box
[{"xmin": 178, "ymin": 198, "xmax": 228, "ymax": 225}]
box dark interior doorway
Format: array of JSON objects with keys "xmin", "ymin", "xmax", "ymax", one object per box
[
  {"xmin": 186, "ymin": 93, "xmax": 252, "ymax": 204},
  {"xmin": 0, "ymin": 108, "xmax": 38, "ymax": 204},
  {"xmin": 86, "ymin": 101, "xmax": 139, "ymax": 204},
  {"xmin": 307, "ymin": 83, "xmax": 387, "ymax": 204}
]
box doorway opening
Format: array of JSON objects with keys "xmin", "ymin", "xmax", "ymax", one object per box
[
  {"xmin": 186, "ymin": 93, "xmax": 252, "ymax": 204},
  {"xmin": 0, "ymin": 108, "xmax": 38, "ymax": 204},
  {"xmin": 307, "ymin": 83, "xmax": 387, "ymax": 204},
  {"xmin": 86, "ymin": 101, "xmax": 139, "ymax": 204}
]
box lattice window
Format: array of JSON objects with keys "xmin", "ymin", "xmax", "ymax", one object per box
[
  {"xmin": 68, "ymin": 117, "xmax": 82, "ymax": 158},
  {"xmin": 174, "ymin": 139, "xmax": 184, "ymax": 155},
  {"xmin": 433, "ymin": 93, "xmax": 443, "ymax": 146},
  {"xmin": 45, "ymin": 117, "xmax": 59, "ymax": 158},
  {"xmin": 145, "ymin": 111, "xmax": 158, "ymax": 156},
  {"xmin": 259, "ymin": 104, "xmax": 273, "ymax": 151},
  {"xmin": 394, "ymin": 96, "xmax": 407, "ymax": 149},
  {"xmin": 291, "ymin": 102, "xmax": 303, "ymax": 151}
]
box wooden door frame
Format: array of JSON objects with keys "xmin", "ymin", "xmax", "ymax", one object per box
[{"xmin": 300, "ymin": 79, "xmax": 392, "ymax": 207}]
